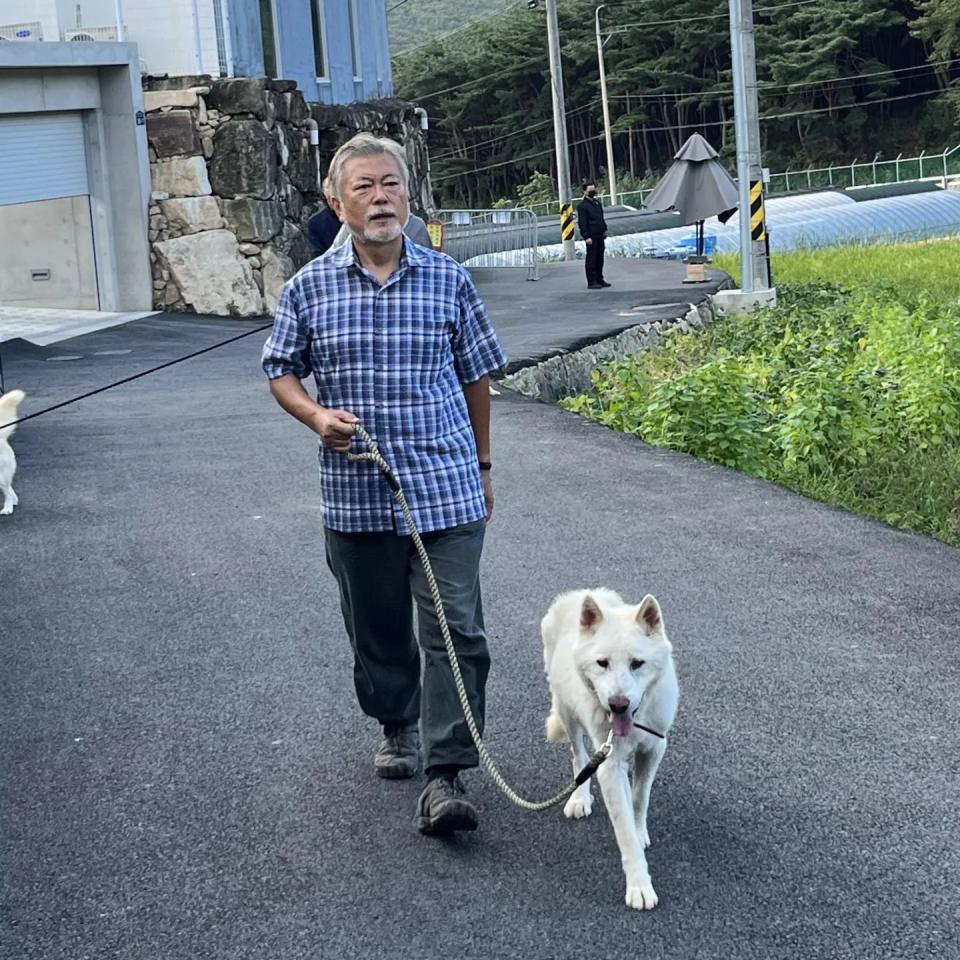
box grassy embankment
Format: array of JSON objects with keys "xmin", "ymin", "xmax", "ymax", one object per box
[{"xmin": 561, "ymin": 240, "xmax": 960, "ymax": 545}]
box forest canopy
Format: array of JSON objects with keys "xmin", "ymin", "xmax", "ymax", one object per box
[{"xmin": 390, "ymin": 0, "xmax": 960, "ymax": 207}]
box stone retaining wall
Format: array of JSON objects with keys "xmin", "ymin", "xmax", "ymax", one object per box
[
  {"xmin": 143, "ymin": 76, "xmax": 431, "ymax": 316},
  {"xmin": 502, "ymin": 301, "xmax": 717, "ymax": 403}
]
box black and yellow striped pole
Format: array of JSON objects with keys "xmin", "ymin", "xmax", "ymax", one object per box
[
  {"xmin": 749, "ymin": 179, "xmax": 765, "ymax": 244},
  {"xmin": 730, "ymin": 0, "xmax": 773, "ymax": 298},
  {"xmin": 560, "ymin": 202, "xmax": 575, "ymax": 244},
  {"xmin": 748, "ymin": 177, "xmax": 772, "ymax": 290}
]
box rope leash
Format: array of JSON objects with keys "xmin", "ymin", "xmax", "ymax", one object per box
[
  {"xmin": 348, "ymin": 422, "xmax": 613, "ymax": 812},
  {"xmin": 0, "ymin": 318, "xmax": 615, "ymax": 808},
  {"xmin": 0, "ymin": 322, "xmax": 273, "ymax": 432}
]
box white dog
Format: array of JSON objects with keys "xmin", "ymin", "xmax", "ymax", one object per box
[
  {"xmin": 0, "ymin": 389, "xmax": 26, "ymax": 516},
  {"xmin": 542, "ymin": 588, "xmax": 678, "ymax": 910}
]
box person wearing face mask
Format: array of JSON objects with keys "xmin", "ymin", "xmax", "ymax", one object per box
[{"xmin": 577, "ymin": 180, "xmax": 610, "ymax": 289}]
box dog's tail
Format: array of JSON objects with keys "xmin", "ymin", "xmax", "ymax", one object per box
[
  {"xmin": 545, "ymin": 704, "xmax": 568, "ymax": 743},
  {"xmin": 0, "ymin": 390, "xmax": 25, "ymax": 441}
]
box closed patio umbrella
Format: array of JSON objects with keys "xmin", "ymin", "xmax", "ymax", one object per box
[{"xmin": 644, "ymin": 133, "xmax": 739, "ymax": 256}]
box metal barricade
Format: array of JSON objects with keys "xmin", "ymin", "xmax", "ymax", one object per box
[{"xmin": 432, "ymin": 209, "xmax": 539, "ymax": 280}]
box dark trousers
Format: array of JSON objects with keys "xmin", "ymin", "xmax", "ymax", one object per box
[
  {"xmin": 585, "ymin": 235, "xmax": 606, "ymax": 286},
  {"xmin": 324, "ymin": 520, "xmax": 489, "ymax": 771}
]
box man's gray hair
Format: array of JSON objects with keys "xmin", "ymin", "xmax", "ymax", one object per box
[{"xmin": 327, "ymin": 133, "xmax": 409, "ymax": 200}]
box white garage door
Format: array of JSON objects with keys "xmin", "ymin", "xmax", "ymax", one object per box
[{"xmin": 0, "ymin": 112, "xmax": 89, "ymax": 206}]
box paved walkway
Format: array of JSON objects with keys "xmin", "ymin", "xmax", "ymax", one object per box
[
  {"xmin": 0, "ymin": 306, "xmax": 157, "ymax": 345},
  {"xmin": 1, "ymin": 268, "xmax": 957, "ymax": 960},
  {"xmin": 472, "ymin": 258, "xmax": 726, "ymax": 370}
]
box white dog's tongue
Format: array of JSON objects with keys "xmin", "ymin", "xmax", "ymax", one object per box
[{"xmin": 609, "ymin": 712, "xmax": 633, "ymax": 737}]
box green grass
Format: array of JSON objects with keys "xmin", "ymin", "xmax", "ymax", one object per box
[
  {"xmin": 562, "ymin": 241, "xmax": 960, "ymax": 546},
  {"xmin": 715, "ymin": 237, "xmax": 960, "ymax": 305}
]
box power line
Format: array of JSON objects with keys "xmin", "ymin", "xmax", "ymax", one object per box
[
  {"xmin": 431, "ymin": 87, "xmax": 948, "ymax": 183},
  {"xmin": 430, "ymin": 100, "xmax": 602, "ymax": 162},
  {"xmin": 433, "ymin": 130, "xmax": 607, "ymax": 183},
  {"xmin": 411, "ymin": 55, "xmax": 545, "ymax": 102},
  {"xmin": 599, "ymin": 0, "xmax": 820, "ymax": 36},
  {"xmin": 431, "ymin": 59, "xmax": 956, "ymax": 168},
  {"xmin": 601, "ymin": 57, "xmax": 960, "ymax": 102},
  {"xmin": 760, "ymin": 87, "xmax": 947, "ymax": 122}
]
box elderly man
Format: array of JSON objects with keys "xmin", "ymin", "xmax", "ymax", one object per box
[{"xmin": 262, "ymin": 133, "xmax": 506, "ymax": 836}]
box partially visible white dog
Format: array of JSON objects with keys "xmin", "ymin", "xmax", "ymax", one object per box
[
  {"xmin": 542, "ymin": 588, "xmax": 678, "ymax": 911},
  {"xmin": 0, "ymin": 389, "xmax": 26, "ymax": 516}
]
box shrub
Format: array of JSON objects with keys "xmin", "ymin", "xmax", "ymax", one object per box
[{"xmin": 560, "ymin": 251, "xmax": 960, "ymax": 545}]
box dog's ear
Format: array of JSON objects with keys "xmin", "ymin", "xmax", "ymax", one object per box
[
  {"xmin": 636, "ymin": 595, "xmax": 664, "ymax": 637},
  {"xmin": 580, "ymin": 595, "xmax": 603, "ymax": 632}
]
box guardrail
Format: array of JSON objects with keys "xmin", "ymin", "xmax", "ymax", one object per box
[{"xmin": 433, "ymin": 208, "xmax": 539, "ymax": 280}]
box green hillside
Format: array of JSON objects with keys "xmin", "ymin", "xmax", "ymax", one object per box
[{"xmin": 388, "ymin": 0, "xmax": 518, "ymax": 56}]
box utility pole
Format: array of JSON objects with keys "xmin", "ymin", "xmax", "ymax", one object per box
[
  {"xmin": 545, "ymin": 0, "xmax": 576, "ymax": 260},
  {"xmin": 595, "ymin": 5, "xmax": 617, "ymax": 206},
  {"xmin": 728, "ymin": 0, "xmax": 773, "ymax": 299}
]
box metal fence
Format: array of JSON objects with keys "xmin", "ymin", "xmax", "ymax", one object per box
[
  {"xmin": 767, "ymin": 144, "xmax": 960, "ymax": 194},
  {"xmin": 511, "ymin": 144, "xmax": 960, "ymax": 216},
  {"xmin": 433, "ymin": 208, "xmax": 539, "ymax": 280}
]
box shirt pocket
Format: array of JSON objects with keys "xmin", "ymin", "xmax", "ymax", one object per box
[
  {"xmin": 310, "ymin": 314, "xmax": 371, "ymax": 378},
  {"xmin": 391, "ymin": 308, "xmax": 455, "ymax": 382}
]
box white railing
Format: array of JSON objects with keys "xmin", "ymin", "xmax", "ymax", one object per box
[{"xmin": 433, "ymin": 208, "xmax": 540, "ymax": 280}]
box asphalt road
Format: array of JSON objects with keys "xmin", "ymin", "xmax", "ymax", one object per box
[
  {"xmin": 470, "ymin": 258, "xmax": 727, "ymax": 371},
  {"xmin": 2, "ymin": 301, "xmax": 958, "ymax": 959}
]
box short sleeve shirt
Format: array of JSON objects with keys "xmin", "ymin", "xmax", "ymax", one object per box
[{"xmin": 262, "ymin": 237, "xmax": 507, "ymax": 534}]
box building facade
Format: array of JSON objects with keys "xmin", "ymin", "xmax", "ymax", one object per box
[
  {"xmin": 0, "ymin": 42, "xmax": 153, "ymax": 311},
  {"xmin": 0, "ymin": 0, "xmax": 393, "ymax": 104}
]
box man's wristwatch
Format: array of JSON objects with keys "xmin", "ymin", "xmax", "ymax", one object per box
[{"xmin": 478, "ymin": 461, "xmax": 492, "ymax": 471}]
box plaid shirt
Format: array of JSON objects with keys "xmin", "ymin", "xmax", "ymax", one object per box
[{"xmin": 262, "ymin": 237, "xmax": 507, "ymax": 534}]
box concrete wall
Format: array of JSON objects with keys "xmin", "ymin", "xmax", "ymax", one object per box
[
  {"xmin": 128, "ymin": 0, "xmax": 221, "ymax": 77},
  {"xmin": 4, "ymin": 0, "xmax": 392, "ymax": 100},
  {"xmin": 1, "ymin": 0, "xmax": 222, "ymax": 76},
  {"xmin": 54, "ymin": 0, "xmax": 113, "ymax": 31},
  {"xmin": 0, "ymin": 196, "xmax": 98, "ymax": 308},
  {"xmin": 0, "ymin": 0, "xmax": 59, "ymax": 38},
  {"xmin": 0, "ymin": 42, "xmax": 152, "ymax": 311}
]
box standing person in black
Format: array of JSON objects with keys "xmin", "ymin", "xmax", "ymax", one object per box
[{"xmin": 577, "ymin": 180, "xmax": 611, "ymax": 289}]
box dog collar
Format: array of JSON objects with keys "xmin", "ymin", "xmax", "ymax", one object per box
[
  {"xmin": 632, "ymin": 721, "xmax": 666, "ymax": 739},
  {"xmin": 631, "ymin": 704, "xmax": 666, "ymax": 739}
]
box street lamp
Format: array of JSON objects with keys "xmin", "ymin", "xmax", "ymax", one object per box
[{"xmin": 595, "ymin": 5, "xmax": 617, "ymax": 205}]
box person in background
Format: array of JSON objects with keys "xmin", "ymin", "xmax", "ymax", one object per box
[
  {"xmin": 577, "ymin": 180, "xmax": 611, "ymax": 289},
  {"xmin": 404, "ymin": 210, "xmax": 433, "ymax": 249},
  {"xmin": 306, "ymin": 177, "xmax": 342, "ymax": 256}
]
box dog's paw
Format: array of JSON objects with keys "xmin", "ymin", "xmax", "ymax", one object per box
[
  {"xmin": 625, "ymin": 882, "xmax": 658, "ymax": 911},
  {"xmin": 563, "ymin": 794, "xmax": 592, "ymax": 819},
  {"xmin": 636, "ymin": 824, "xmax": 651, "ymax": 848},
  {"xmin": 0, "ymin": 505, "xmax": 12, "ymax": 516}
]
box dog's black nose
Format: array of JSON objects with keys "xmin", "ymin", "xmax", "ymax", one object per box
[{"xmin": 608, "ymin": 696, "xmax": 630, "ymax": 714}]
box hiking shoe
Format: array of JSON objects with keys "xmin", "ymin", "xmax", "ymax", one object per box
[
  {"xmin": 416, "ymin": 774, "xmax": 479, "ymax": 835},
  {"xmin": 600, "ymin": 280, "xmax": 612, "ymax": 287},
  {"xmin": 374, "ymin": 725, "xmax": 420, "ymax": 780}
]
